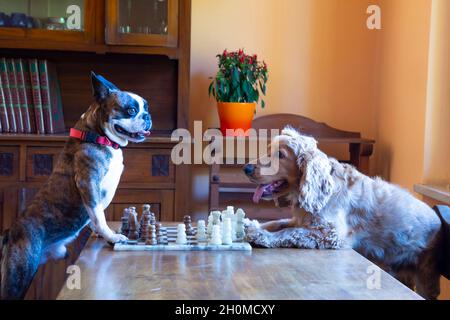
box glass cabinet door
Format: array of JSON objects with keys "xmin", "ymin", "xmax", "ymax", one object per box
[
  {"xmin": 0, "ymin": 0, "xmax": 94, "ymax": 43},
  {"xmin": 106, "ymin": 0, "xmax": 178, "ymax": 47}
]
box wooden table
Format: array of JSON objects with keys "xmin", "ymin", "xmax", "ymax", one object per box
[{"xmin": 57, "ymin": 223, "xmax": 421, "ymax": 300}]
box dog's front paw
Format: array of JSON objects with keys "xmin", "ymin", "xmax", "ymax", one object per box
[
  {"xmin": 105, "ymin": 233, "xmax": 128, "ymax": 243},
  {"xmin": 244, "ymin": 218, "xmax": 260, "ymax": 230},
  {"xmin": 245, "ymin": 227, "xmax": 273, "ymax": 248}
]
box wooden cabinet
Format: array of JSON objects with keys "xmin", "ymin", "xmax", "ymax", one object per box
[
  {"xmin": 105, "ymin": 0, "xmax": 178, "ymax": 47},
  {"xmin": 0, "ymin": 0, "xmax": 96, "ymax": 46},
  {"xmin": 0, "ymin": 0, "xmax": 191, "ymax": 299}
]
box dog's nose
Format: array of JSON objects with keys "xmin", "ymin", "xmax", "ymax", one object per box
[{"xmin": 244, "ymin": 164, "xmax": 255, "ymax": 176}]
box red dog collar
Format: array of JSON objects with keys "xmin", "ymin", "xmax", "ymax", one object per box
[{"xmin": 69, "ymin": 128, "xmax": 121, "ymax": 149}]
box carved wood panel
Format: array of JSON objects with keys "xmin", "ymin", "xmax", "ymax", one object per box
[
  {"xmin": 26, "ymin": 147, "xmax": 62, "ymax": 182},
  {"xmin": 33, "ymin": 154, "xmax": 54, "ymax": 176},
  {"xmin": 0, "ymin": 152, "xmax": 13, "ymax": 175},
  {"xmin": 152, "ymin": 154, "xmax": 170, "ymax": 177}
]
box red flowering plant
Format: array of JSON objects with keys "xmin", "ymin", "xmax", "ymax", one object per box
[{"xmin": 208, "ymin": 49, "xmax": 268, "ymax": 108}]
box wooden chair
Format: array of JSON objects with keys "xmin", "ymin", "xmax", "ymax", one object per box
[{"xmin": 208, "ymin": 114, "xmax": 375, "ymax": 220}]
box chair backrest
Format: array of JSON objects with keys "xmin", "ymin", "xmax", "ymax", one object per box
[{"xmin": 252, "ymin": 113, "xmax": 361, "ymax": 139}]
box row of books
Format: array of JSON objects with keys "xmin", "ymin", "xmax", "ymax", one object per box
[{"xmin": 0, "ymin": 58, "xmax": 65, "ymax": 134}]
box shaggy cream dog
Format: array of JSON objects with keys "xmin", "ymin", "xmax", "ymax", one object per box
[{"xmin": 244, "ymin": 127, "xmax": 443, "ymax": 299}]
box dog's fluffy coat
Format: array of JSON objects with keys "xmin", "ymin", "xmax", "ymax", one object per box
[{"xmin": 246, "ymin": 127, "xmax": 443, "ymax": 299}]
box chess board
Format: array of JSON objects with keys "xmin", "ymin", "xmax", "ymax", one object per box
[{"xmin": 114, "ymin": 226, "xmax": 252, "ymax": 251}]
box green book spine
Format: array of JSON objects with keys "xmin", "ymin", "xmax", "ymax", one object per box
[
  {"xmin": 0, "ymin": 67, "xmax": 10, "ymax": 133},
  {"xmin": 6, "ymin": 58, "xmax": 24, "ymax": 133},
  {"xmin": 21, "ymin": 59, "xmax": 36, "ymax": 133},
  {"xmin": 0, "ymin": 58, "xmax": 17, "ymax": 133},
  {"xmin": 29, "ymin": 59, "xmax": 45, "ymax": 134},
  {"xmin": 15, "ymin": 59, "xmax": 32, "ymax": 133},
  {"xmin": 39, "ymin": 60, "xmax": 65, "ymax": 134}
]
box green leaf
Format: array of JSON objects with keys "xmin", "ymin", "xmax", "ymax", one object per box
[
  {"xmin": 232, "ymin": 67, "xmax": 239, "ymax": 88},
  {"xmin": 261, "ymin": 100, "xmax": 265, "ymax": 108},
  {"xmin": 208, "ymin": 81, "xmax": 214, "ymax": 97}
]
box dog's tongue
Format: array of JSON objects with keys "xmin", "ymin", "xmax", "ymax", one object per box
[
  {"xmin": 253, "ymin": 185, "xmax": 267, "ymax": 204},
  {"xmin": 140, "ymin": 130, "xmax": 151, "ymax": 137}
]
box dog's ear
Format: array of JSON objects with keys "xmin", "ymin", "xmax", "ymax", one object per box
[
  {"xmin": 91, "ymin": 72, "xmax": 120, "ymax": 102},
  {"xmin": 282, "ymin": 126, "xmax": 317, "ymax": 154},
  {"xmin": 298, "ymin": 152, "xmax": 334, "ymax": 214}
]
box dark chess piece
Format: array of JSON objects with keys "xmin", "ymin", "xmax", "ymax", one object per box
[
  {"xmin": 145, "ymin": 224, "xmax": 157, "ymax": 245},
  {"xmin": 120, "ymin": 208, "xmax": 130, "ymax": 235},
  {"xmin": 127, "ymin": 209, "xmax": 140, "ymax": 240},
  {"xmin": 139, "ymin": 212, "xmax": 151, "ymax": 242},
  {"xmin": 149, "ymin": 209, "xmax": 156, "ymax": 226},
  {"xmin": 184, "ymin": 215, "xmax": 194, "ymax": 236}
]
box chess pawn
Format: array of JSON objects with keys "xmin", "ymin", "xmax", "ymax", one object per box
[
  {"xmin": 139, "ymin": 213, "xmax": 150, "ymax": 241},
  {"xmin": 221, "ymin": 218, "xmax": 232, "ymax": 245},
  {"xmin": 146, "ymin": 224, "xmax": 157, "ymax": 245},
  {"xmin": 210, "ymin": 225, "xmax": 222, "ymax": 245},
  {"xmin": 206, "ymin": 214, "xmax": 214, "ymax": 237},
  {"xmin": 127, "ymin": 209, "xmax": 139, "ymax": 240},
  {"xmin": 155, "ymin": 223, "xmax": 163, "ymax": 244},
  {"xmin": 184, "ymin": 215, "xmax": 194, "ymax": 236},
  {"xmin": 176, "ymin": 224, "xmax": 187, "ymax": 245},
  {"xmin": 196, "ymin": 220, "xmax": 207, "ymax": 242},
  {"xmin": 235, "ymin": 208, "xmax": 246, "ymax": 239},
  {"xmin": 220, "ymin": 210, "xmax": 228, "ymax": 222}
]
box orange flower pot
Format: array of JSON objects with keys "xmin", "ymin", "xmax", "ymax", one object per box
[{"xmin": 217, "ymin": 102, "xmax": 256, "ymax": 136}]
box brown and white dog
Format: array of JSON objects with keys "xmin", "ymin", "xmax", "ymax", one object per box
[
  {"xmin": 0, "ymin": 73, "xmax": 151, "ymax": 299},
  {"xmin": 244, "ymin": 127, "xmax": 443, "ymax": 299}
]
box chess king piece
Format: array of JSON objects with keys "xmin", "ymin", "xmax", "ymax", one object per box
[
  {"xmin": 176, "ymin": 223, "xmax": 187, "ymax": 245},
  {"xmin": 145, "ymin": 224, "xmax": 157, "ymax": 245},
  {"xmin": 196, "ymin": 220, "xmax": 207, "ymax": 242},
  {"xmin": 210, "ymin": 224, "xmax": 222, "ymax": 245},
  {"xmin": 221, "ymin": 217, "xmax": 232, "ymax": 245},
  {"xmin": 184, "ymin": 215, "xmax": 194, "ymax": 236},
  {"xmin": 235, "ymin": 208, "xmax": 246, "ymax": 239},
  {"xmin": 127, "ymin": 208, "xmax": 140, "ymax": 240}
]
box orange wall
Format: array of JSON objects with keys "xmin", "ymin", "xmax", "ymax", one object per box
[
  {"xmin": 374, "ymin": 0, "xmax": 432, "ymax": 190},
  {"xmin": 423, "ymin": 0, "xmax": 450, "ymax": 185}
]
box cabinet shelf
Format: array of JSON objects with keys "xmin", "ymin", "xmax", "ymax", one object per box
[{"xmin": 0, "ymin": 132, "xmax": 177, "ymax": 144}]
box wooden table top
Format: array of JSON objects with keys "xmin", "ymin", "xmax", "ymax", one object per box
[{"xmin": 57, "ymin": 223, "xmax": 421, "ymax": 300}]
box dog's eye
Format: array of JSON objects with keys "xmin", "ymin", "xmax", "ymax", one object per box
[
  {"xmin": 278, "ymin": 151, "xmax": 285, "ymax": 159},
  {"xmin": 127, "ymin": 108, "xmax": 137, "ymax": 116}
]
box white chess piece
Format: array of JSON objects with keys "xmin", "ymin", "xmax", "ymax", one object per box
[
  {"xmin": 212, "ymin": 211, "xmax": 221, "ymax": 225},
  {"xmin": 221, "ymin": 210, "xmax": 228, "ymax": 222},
  {"xmin": 176, "ymin": 223, "xmax": 187, "ymax": 244},
  {"xmin": 206, "ymin": 214, "xmax": 214, "ymax": 237},
  {"xmin": 221, "ymin": 218, "xmax": 232, "ymax": 245},
  {"xmin": 235, "ymin": 208, "xmax": 246, "ymax": 239},
  {"xmin": 196, "ymin": 220, "xmax": 207, "ymax": 242},
  {"xmin": 210, "ymin": 225, "xmax": 222, "ymax": 245}
]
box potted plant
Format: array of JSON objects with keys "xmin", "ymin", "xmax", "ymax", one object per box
[{"xmin": 208, "ymin": 49, "xmax": 268, "ymax": 136}]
